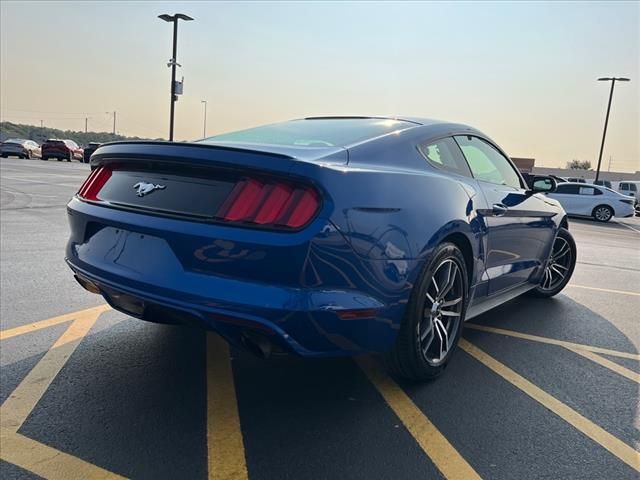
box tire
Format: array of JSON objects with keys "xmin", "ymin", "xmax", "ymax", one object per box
[
  {"xmin": 41, "ymin": 156, "xmax": 48, "ymax": 161},
  {"xmin": 57, "ymin": 157, "xmax": 62, "ymax": 161},
  {"xmin": 592, "ymin": 205, "xmax": 613, "ymax": 222},
  {"xmin": 529, "ymin": 227, "xmax": 576, "ymax": 298},
  {"xmin": 386, "ymin": 242, "xmax": 468, "ymax": 381},
  {"xmin": 26, "ymin": 150, "xmax": 32, "ymax": 159},
  {"xmin": 67, "ymin": 152, "xmax": 73, "ymax": 162}
]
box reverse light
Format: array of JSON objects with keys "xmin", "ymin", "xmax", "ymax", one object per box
[{"xmin": 216, "ymin": 178, "xmax": 320, "ymax": 229}]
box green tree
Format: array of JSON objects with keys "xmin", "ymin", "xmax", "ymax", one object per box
[{"xmin": 566, "ymin": 159, "xmax": 592, "ymax": 170}]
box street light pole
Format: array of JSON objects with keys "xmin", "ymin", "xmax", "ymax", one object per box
[
  {"xmin": 159, "ymin": 13, "xmax": 194, "ymax": 141},
  {"xmin": 595, "ymin": 77, "xmax": 630, "ymax": 183},
  {"xmin": 106, "ymin": 111, "xmax": 116, "ymax": 135},
  {"xmin": 201, "ymin": 100, "xmax": 207, "ymax": 138}
]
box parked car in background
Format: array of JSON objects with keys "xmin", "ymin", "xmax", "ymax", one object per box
[
  {"xmin": 550, "ymin": 175, "xmax": 568, "ymax": 183},
  {"xmin": 618, "ymin": 181, "xmax": 639, "ymax": 199},
  {"xmin": 83, "ymin": 142, "xmax": 102, "ymax": 163},
  {"xmin": 0, "ymin": 139, "xmax": 41, "ymax": 159},
  {"xmin": 546, "ymin": 182, "xmax": 635, "ymax": 222},
  {"xmin": 66, "ymin": 116, "xmax": 576, "ymax": 381},
  {"xmin": 593, "ymin": 179, "xmax": 613, "ymax": 189},
  {"xmin": 566, "ymin": 177, "xmax": 587, "ymax": 183},
  {"xmin": 41, "ymin": 139, "xmax": 84, "ymax": 161}
]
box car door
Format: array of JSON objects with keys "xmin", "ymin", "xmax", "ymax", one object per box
[
  {"xmin": 453, "ymin": 135, "xmax": 556, "ymax": 295},
  {"xmin": 574, "ymin": 185, "xmax": 602, "ymax": 215},
  {"xmin": 547, "ymin": 183, "xmax": 582, "ymax": 214}
]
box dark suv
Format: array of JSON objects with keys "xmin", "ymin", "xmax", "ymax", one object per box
[
  {"xmin": 83, "ymin": 142, "xmax": 102, "ymax": 163},
  {"xmin": 41, "ymin": 139, "xmax": 83, "ymax": 162}
]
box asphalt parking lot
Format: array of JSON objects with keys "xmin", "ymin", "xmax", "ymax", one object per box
[{"xmin": 1, "ymin": 157, "xmax": 639, "ymax": 479}]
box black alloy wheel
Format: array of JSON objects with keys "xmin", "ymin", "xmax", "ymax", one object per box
[
  {"xmin": 530, "ymin": 227, "xmax": 576, "ymax": 298},
  {"xmin": 387, "ymin": 242, "xmax": 468, "ymax": 381}
]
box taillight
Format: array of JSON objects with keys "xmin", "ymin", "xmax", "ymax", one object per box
[
  {"xmin": 77, "ymin": 166, "xmax": 112, "ymax": 201},
  {"xmin": 216, "ymin": 178, "xmax": 320, "ymax": 229}
]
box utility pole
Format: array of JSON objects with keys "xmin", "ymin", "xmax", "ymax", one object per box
[
  {"xmin": 201, "ymin": 100, "xmax": 207, "ymax": 138},
  {"xmin": 85, "ymin": 117, "xmax": 88, "ymax": 133},
  {"xmin": 607, "ymin": 155, "xmax": 613, "ymax": 172},
  {"xmin": 159, "ymin": 13, "xmax": 194, "ymax": 141},
  {"xmin": 595, "ymin": 77, "xmax": 630, "ymax": 183},
  {"xmin": 106, "ymin": 111, "xmax": 116, "ymax": 135}
]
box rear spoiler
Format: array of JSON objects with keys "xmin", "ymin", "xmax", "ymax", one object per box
[{"xmin": 90, "ymin": 142, "xmax": 348, "ymax": 175}]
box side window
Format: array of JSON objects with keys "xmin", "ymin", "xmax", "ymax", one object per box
[
  {"xmin": 578, "ymin": 187, "xmax": 596, "ymax": 196},
  {"xmin": 454, "ymin": 135, "xmax": 522, "ymax": 189},
  {"xmin": 555, "ymin": 184, "xmax": 581, "ymax": 194},
  {"xmin": 631, "ymin": 184, "xmax": 638, "ymax": 192},
  {"xmin": 417, "ymin": 137, "xmax": 472, "ymax": 177}
]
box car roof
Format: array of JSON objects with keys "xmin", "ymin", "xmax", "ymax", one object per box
[{"xmin": 303, "ymin": 115, "xmax": 450, "ymax": 127}]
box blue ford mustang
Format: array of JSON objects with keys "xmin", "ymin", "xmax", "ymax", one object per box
[{"xmin": 66, "ymin": 116, "xmax": 576, "ymax": 380}]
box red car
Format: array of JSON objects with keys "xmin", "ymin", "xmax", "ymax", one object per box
[{"xmin": 41, "ymin": 139, "xmax": 84, "ymax": 162}]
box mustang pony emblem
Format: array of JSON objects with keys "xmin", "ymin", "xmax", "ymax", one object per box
[{"xmin": 133, "ymin": 182, "xmax": 166, "ymax": 197}]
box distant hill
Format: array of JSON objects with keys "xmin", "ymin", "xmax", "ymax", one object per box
[{"xmin": 0, "ymin": 121, "xmax": 163, "ymax": 146}]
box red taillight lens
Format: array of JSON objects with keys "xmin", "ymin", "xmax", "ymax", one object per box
[
  {"xmin": 216, "ymin": 178, "xmax": 320, "ymax": 229},
  {"xmin": 77, "ymin": 166, "xmax": 112, "ymax": 201}
]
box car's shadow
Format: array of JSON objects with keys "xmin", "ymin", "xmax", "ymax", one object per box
[{"xmin": 1, "ymin": 294, "xmax": 637, "ymax": 479}]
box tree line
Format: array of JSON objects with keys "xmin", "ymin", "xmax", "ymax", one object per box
[{"xmin": 0, "ymin": 121, "xmax": 162, "ymax": 146}]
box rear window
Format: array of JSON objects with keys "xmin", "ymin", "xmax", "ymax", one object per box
[
  {"xmin": 45, "ymin": 139, "xmax": 64, "ymax": 144},
  {"xmin": 201, "ymin": 118, "xmax": 416, "ymax": 148}
]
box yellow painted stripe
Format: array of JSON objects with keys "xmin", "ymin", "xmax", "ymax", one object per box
[
  {"xmin": 615, "ymin": 221, "xmax": 640, "ymax": 234},
  {"xmin": 566, "ymin": 284, "xmax": 640, "ymax": 297},
  {"xmin": 356, "ymin": 356, "xmax": 482, "ymax": 480},
  {"xmin": 565, "ymin": 347, "xmax": 640, "ymax": 384},
  {"xmin": 0, "ymin": 432, "xmax": 125, "ymax": 480},
  {"xmin": 0, "ymin": 304, "xmax": 111, "ymax": 340},
  {"xmin": 0, "ymin": 306, "xmax": 124, "ymax": 478},
  {"xmin": 0, "ymin": 311, "xmax": 102, "ymax": 433},
  {"xmin": 207, "ymin": 333, "xmax": 248, "ymax": 480},
  {"xmin": 459, "ymin": 339, "xmax": 640, "ymax": 472},
  {"xmin": 466, "ymin": 324, "xmax": 639, "ymax": 360}
]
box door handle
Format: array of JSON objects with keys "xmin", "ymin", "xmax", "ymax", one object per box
[{"xmin": 492, "ymin": 203, "xmax": 508, "ymax": 216}]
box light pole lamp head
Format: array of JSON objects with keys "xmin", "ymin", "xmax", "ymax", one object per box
[
  {"xmin": 598, "ymin": 77, "xmax": 631, "ymax": 82},
  {"xmin": 159, "ymin": 13, "xmax": 194, "ymax": 22}
]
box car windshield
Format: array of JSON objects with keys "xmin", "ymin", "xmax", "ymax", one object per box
[{"xmin": 201, "ymin": 118, "xmax": 416, "ymax": 148}]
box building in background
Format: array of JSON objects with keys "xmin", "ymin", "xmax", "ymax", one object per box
[{"xmin": 511, "ymin": 155, "xmax": 639, "ymax": 183}]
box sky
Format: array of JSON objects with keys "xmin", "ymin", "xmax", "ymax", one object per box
[{"xmin": 1, "ymin": 1, "xmax": 638, "ymax": 172}]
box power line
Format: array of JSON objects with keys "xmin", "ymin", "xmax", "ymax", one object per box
[{"xmin": 2, "ymin": 108, "xmax": 105, "ymax": 116}]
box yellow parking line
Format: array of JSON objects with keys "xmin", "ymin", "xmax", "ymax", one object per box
[
  {"xmin": 207, "ymin": 333, "xmax": 248, "ymax": 480},
  {"xmin": 0, "ymin": 432, "xmax": 125, "ymax": 480},
  {"xmin": 356, "ymin": 356, "xmax": 482, "ymax": 480},
  {"xmin": 565, "ymin": 347, "xmax": 640, "ymax": 384},
  {"xmin": 615, "ymin": 221, "xmax": 640, "ymax": 234},
  {"xmin": 459, "ymin": 339, "xmax": 640, "ymax": 472},
  {"xmin": 0, "ymin": 304, "xmax": 111, "ymax": 341},
  {"xmin": 1, "ymin": 312, "xmax": 100, "ymax": 432},
  {"xmin": 466, "ymin": 324, "xmax": 639, "ymax": 360},
  {"xmin": 566, "ymin": 284, "xmax": 640, "ymax": 297},
  {"xmin": 0, "ymin": 306, "xmax": 125, "ymax": 478}
]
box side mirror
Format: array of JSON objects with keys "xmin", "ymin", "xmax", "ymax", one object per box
[{"xmin": 530, "ymin": 176, "xmax": 557, "ymax": 194}]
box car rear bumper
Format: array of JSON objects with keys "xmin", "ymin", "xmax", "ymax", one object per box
[
  {"xmin": 65, "ymin": 198, "xmax": 413, "ymax": 356},
  {"xmin": 1, "ymin": 147, "xmax": 27, "ymax": 156}
]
